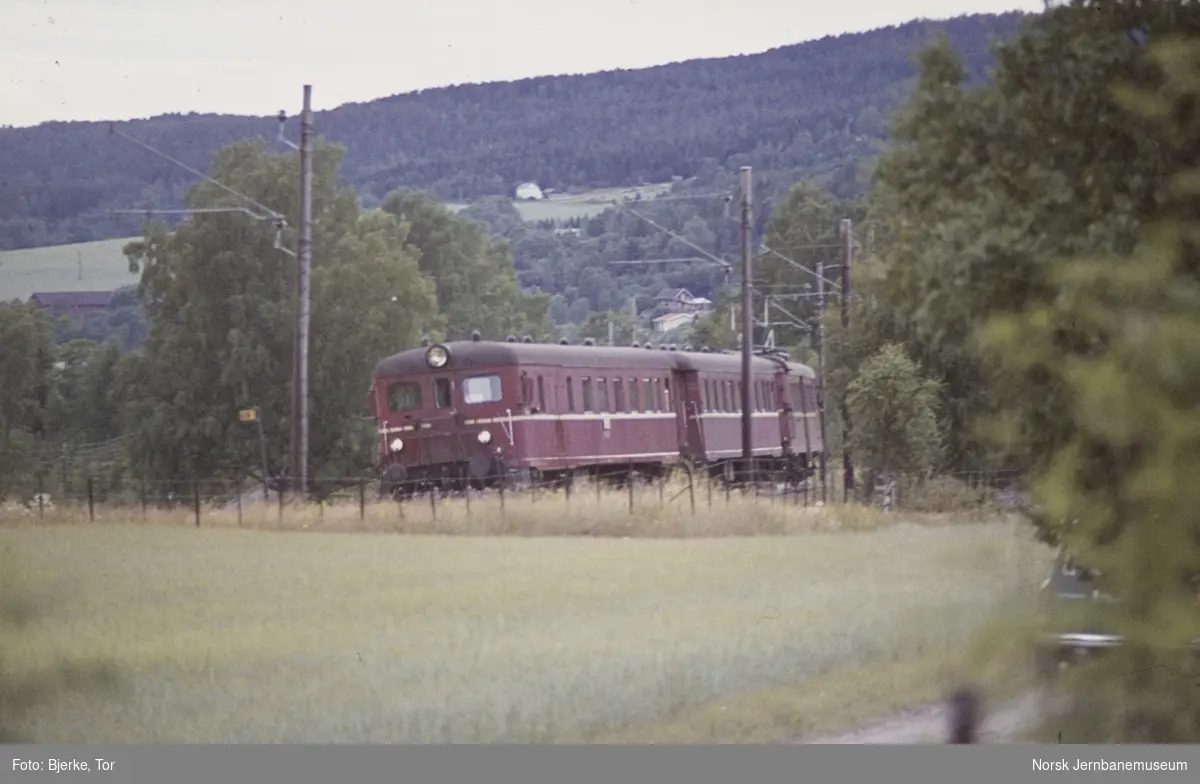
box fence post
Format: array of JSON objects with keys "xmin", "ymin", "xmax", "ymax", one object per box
[
  {"xmin": 564, "ymin": 475, "xmax": 572, "ymax": 510},
  {"xmin": 277, "ymin": 482, "xmax": 284, "ymax": 526},
  {"xmin": 947, "ymin": 687, "xmax": 981, "ymax": 743},
  {"xmin": 461, "ymin": 469, "xmax": 471, "ymax": 517},
  {"xmin": 686, "ymin": 463, "xmax": 696, "ymax": 515},
  {"xmin": 36, "ymin": 473, "xmax": 44, "ymax": 519},
  {"xmin": 658, "ymin": 472, "xmax": 665, "ymax": 507},
  {"xmin": 236, "ymin": 479, "xmax": 244, "ymax": 527},
  {"xmin": 192, "ymin": 479, "xmax": 201, "ymax": 527},
  {"xmin": 707, "ymin": 471, "xmax": 713, "ymax": 507},
  {"xmin": 87, "ymin": 477, "xmax": 95, "ymax": 522},
  {"xmin": 627, "ymin": 461, "xmax": 635, "ymax": 514},
  {"xmin": 359, "ymin": 478, "xmax": 366, "ymax": 521},
  {"xmin": 498, "ymin": 477, "xmax": 506, "ymax": 521},
  {"xmin": 141, "ymin": 478, "xmax": 148, "ymax": 521}
]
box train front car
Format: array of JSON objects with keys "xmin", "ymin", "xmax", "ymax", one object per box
[{"xmin": 371, "ymin": 340, "xmax": 518, "ymax": 498}]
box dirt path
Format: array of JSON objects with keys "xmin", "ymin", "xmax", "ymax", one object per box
[{"xmin": 795, "ymin": 692, "xmax": 1044, "ymax": 744}]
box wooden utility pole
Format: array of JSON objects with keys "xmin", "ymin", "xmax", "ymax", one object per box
[
  {"xmin": 739, "ymin": 166, "xmax": 754, "ymax": 478},
  {"xmin": 816, "ymin": 260, "xmax": 828, "ymax": 502},
  {"xmin": 290, "ymin": 84, "xmax": 314, "ymax": 498},
  {"xmin": 839, "ymin": 218, "xmax": 855, "ymax": 501}
]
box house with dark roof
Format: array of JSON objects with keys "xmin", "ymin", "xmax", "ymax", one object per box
[
  {"xmin": 653, "ymin": 288, "xmax": 713, "ymax": 315},
  {"xmin": 29, "ymin": 291, "xmax": 115, "ymax": 315}
]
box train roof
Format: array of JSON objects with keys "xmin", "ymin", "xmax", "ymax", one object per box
[{"xmin": 373, "ymin": 340, "xmax": 816, "ymax": 379}]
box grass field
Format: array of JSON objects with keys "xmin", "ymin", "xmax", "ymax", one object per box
[
  {"xmin": 0, "ymin": 237, "xmax": 141, "ymax": 302},
  {"xmin": 2, "ymin": 499, "xmax": 1052, "ymax": 744},
  {"xmin": 446, "ymin": 182, "xmax": 676, "ymax": 223}
]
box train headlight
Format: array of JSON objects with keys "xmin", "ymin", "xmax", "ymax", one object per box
[
  {"xmin": 426, "ymin": 344, "xmax": 449, "ymax": 369},
  {"xmin": 389, "ymin": 438, "xmax": 404, "ymax": 452},
  {"xmin": 477, "ymin": 430, "xmax": 492, "ymax": 444}
]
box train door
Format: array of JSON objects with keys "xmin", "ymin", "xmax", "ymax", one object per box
[
  {"xmin": 791, "ymin": 376, "xmax": 814, "ymax": 461},
  {"xmin": 672, "ymin": 370, "xmax": 705, "ymax": 460},
  {"xmin": 774, "ymin": 372, "xmax": 794, "ymax": 455}
]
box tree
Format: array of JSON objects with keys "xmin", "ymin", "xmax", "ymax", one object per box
[
  {"xmin": 0, "ymin": 302, "xmax": 53, "ymax": 499},
  {"xmin": 844, "ymin": 344, "xmax": 943, "ymax": 489},
  {"xmin": 977, "ymin": 34, "xmax": 1200, "ymax": 742},
  {"xmin": 578, "ymin": 309, "xmax": 633, "ymax": 345},
  {"xmin": 120, "ymin": 140, "xmax": 438, "ymax": 489},
  {"xmin": 756, "ymin": 181, "xmax": 864, "ymax": 349},
  {"xmin": 869, "ymin": 2, "xmax": 1200, "ymax": 486},
  {"xmin": 380, "ymin": 190, "xmax": 552, "ymax": 342}
]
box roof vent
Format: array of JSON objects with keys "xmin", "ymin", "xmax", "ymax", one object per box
[
  {"xmin": 631, "ymin": 341, "xmax": 641, "ymax": 349},
  {"xmin": 701, "ymin": 346, "xmax": 710, "ymax": 353},
  {"xmin": 522, "ymin": 335, "xmax": 533, "ymax": 343},
  {"xmin": 683, "ymin": 344, "xmax": 693, "ymax": 352},
  {"xmin": 659, "ymin": 344, "xmax": 668, "ymax": 351},
  {"xmin": 471, "ymin": 330, "xmax": 482, "ymax": 342},
  {"xmin": 583, "ymin": 338, "xmax": 596, "ymax": 347},
  {"xmin": 668, "ymin": 344, "xmax": 678, "ymax": 351},
  {"xmin": 559, "ymin": 338, "xmax": 569, "ymax": 345},
  {"xmin": 505, "ymin": 335, "xmax": 516, "ymax": 343},
  {"xmin": 419, "ymin": 335, "xmax": 430, "ymax": 347},
  {"xmin": 645, "ymin": 343, "xmax": 653, "ymax": 350}
]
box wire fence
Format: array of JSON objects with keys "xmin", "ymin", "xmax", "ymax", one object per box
[{"xmin": 1, "ymin": 463, "xmax": 1024, "ymax": 531}]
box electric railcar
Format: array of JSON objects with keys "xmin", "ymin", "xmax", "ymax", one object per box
[{"xmin": 370, "ymin": 335, "xmax": 824, "ymax": 497}]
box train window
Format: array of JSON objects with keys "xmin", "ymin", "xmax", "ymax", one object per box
[
  {"xmin": 700, "ymin": 380, "xmax": 709, "ymax": 412},
  {"xmin": 641, "ymin": 379, "xmax": 652, "ymax": 412},
  {"xmin": 463, "ymin": 374, "xmax": 503, "ymax": 405},
  {"xmin": 628, "ymin": 378, "xmax": 638, "ymax": 413},
  {"xmin": 581, "ymin": 378, "xmax": 593, "ymax": 412},
  {"xmin": 566, "ymin": 377, "xmax": 575, "ymax": 412},
  {"xmin": 434, "ymin": 378, "xmax": 453, "ymax": 409},
  {"xmin": 649, "ymin": 379, "xmax": 660, "ymax": 412},
  {"xmin": 663, "ymin": 377, "xmax": 671, "ymax": 410},
  {"xmin": 726, "ymin": 381, "xmax": 735, "ymax": 411},
  {"xmin": 386, "ymin": 381, "xmax": 422, "ymax": 412},
  {"xmin": 597, "ymin": 379, "xmax": 610, "ymax": 412},
  {"xmin": 537, "ymin": 376, "xmax": 546, "ymax": 413},
  {"xmin": 613, "ymin": 378, "xmax": 625, "ymax": 412}
]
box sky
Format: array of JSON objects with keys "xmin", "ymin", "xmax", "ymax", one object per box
[{"xmin": 3, "ymin": 0, "xmax": 1046, "ymax": 128}]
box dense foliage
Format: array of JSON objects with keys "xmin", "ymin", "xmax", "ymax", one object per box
[{"xmin": 0, "ymin": 14, "xmax": 1021, "ymax": 251}]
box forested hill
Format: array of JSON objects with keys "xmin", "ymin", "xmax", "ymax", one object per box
[{"xmin": 0, "ymin": 12, "xmax": 1025, "ymax": 251}]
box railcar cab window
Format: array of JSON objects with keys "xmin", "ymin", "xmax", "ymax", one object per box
[
  {"xmin": 387, "ymin": 381, "xmax": 422, "ymax": 412},
  {"xmin": 434, "ymin": 378, "xmax": 453, "ymax": 409},
  {"xmin": 462, "ymin": 375, "xmax": 503, "ymax": 405}
]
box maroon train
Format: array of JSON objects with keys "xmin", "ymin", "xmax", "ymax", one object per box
[{"xmin": 369, "ymin": 335, "xmax": 825, "ymax": 497}]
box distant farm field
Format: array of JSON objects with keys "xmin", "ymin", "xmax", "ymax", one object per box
[
  {"xmin": 447, "ymin": 182, "xmax": 676, "ymax": 223},
  {"xmin": 3, "ymin": 519, "xmax": 1048, "ymax": 743},
  {"xmin": 0, "ymin": 237, "xmax": 140, "ymax": 302}
]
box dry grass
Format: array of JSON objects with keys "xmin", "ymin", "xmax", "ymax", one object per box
[
  {"xmin": 2, "ymin": 478, "xmax": 1007, "ymax": 537},
  {"xmin": 1, "ymin": 505, "xmax": 1052, "ymax": 743}
]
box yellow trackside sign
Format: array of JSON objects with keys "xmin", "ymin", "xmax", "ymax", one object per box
[{"xmin": 238, "ymin": 409, "xmax": 257, "ymax": 422}]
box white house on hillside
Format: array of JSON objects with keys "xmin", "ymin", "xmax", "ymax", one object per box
[
  {"xmin": 515, "ymin": 182, "xmax": 545, "ymax": 200},
  {"xmin": 652, "ymin": 311, "xmax": 698, "ymax": 333}
]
